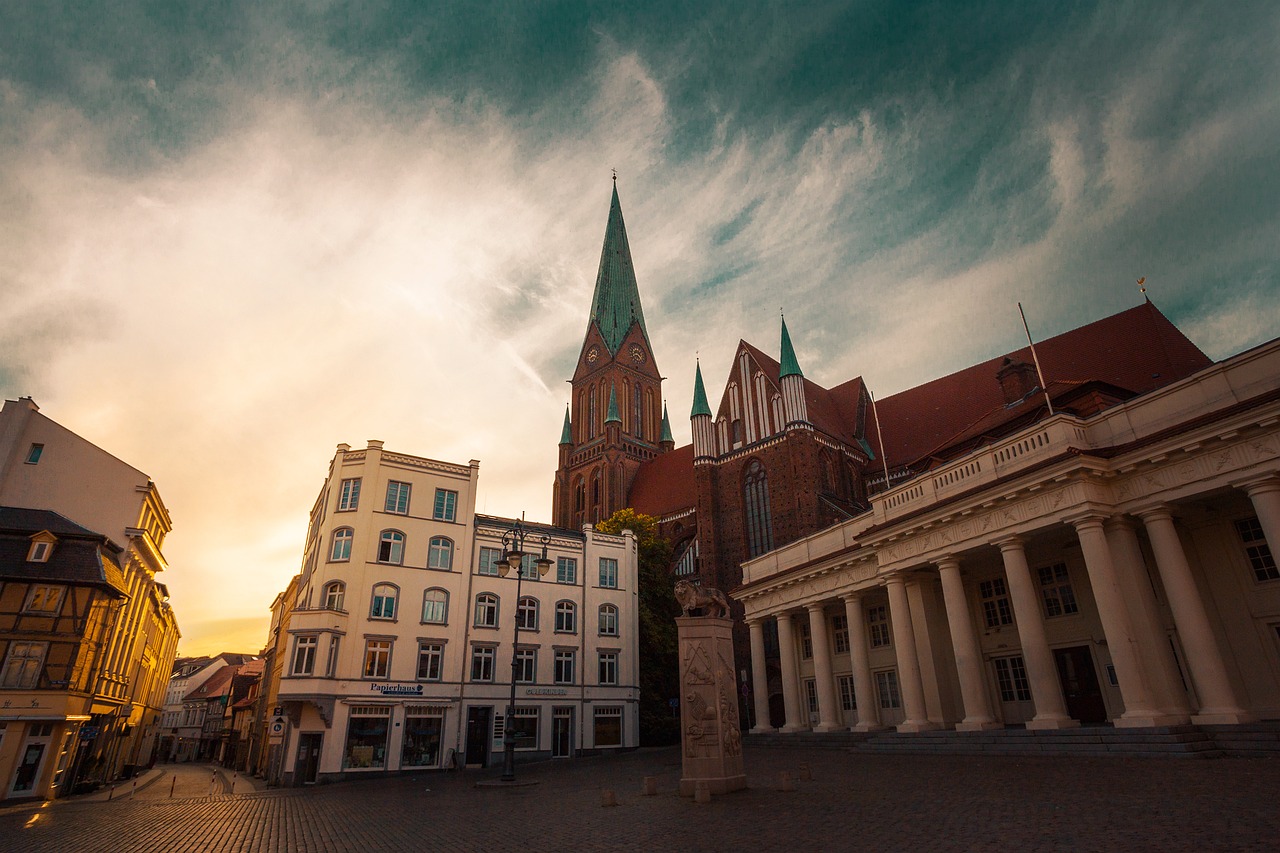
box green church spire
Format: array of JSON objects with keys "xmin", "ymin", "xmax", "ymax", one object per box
[
  {"xmin": 660, "ymin": 402, "xmax": 674, "ymax": 443},
  {"xmin": 691, "ymin": 361, "xmax": 712, "ymax": 418},
  {"xmin": 779, "ymin": 316, "xmax": 803, "ymax": 379},
  {"xmin": 605, "ymin": 382, "xmax": 621, "ymax": 424},
  {"xmin": 559, "ymin": 405, "xmax": 572, "ymax": 444},
  {"xmin": 588, "ymin": 183, "xmax": 649, "ymax": 355}
]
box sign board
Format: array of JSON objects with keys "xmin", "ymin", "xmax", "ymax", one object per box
[
  {"xmin": 269, "ymin": 716, "xmax": 286, "ymax": 740},
  {"xmin": 272, "ymin": 706, "xmax": 284, "ymax": 717},
  {"xmin": 79, "ymin": 726, "xmax": 100, "ymax": 740}
]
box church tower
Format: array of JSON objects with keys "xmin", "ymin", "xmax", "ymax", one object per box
[{"xmin": 553, "ymin": 181, "xmax": 664, "ymax": 528}]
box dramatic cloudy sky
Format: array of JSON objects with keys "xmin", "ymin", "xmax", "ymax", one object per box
[{"xmin": 3, "ymin": 2, "xmax": 1277, "ymax": 656}]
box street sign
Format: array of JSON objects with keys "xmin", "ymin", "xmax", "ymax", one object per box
[{"xmin": 272, "ymin": 706, "xmax": 284, "ymax": 717}]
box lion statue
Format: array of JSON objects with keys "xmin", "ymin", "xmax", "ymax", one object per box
[{"xmin": 674, "ymin": 579, "xmax": 731, "ymax": 619}]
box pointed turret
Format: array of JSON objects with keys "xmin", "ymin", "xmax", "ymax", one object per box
[
  {"xmin": 605, "ymin": 382, "xmax": 621, "ymax": 424},
  {"xmin": 559, "ymin": 406, "xmax": 573, "ymax": 445},
  {"xmin": 588, "ymin": 184, "xmax": 649, "ymax": 355},
  {"xmin": 691, "ymin": 361, "xmax": 716, "ymax": 463},
  {"xmin": 779, "ymin": 316, "xmax": 810, "ymax": 428},
  {"xmin": 659, "ymin": 401, "xmax": 675, "ymax": 452}
]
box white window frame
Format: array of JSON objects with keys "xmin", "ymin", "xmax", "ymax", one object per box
[
  {"xmin": 23, "ymin": 585, "xmax": 64, "ymax": 614},
  {"xmin": 433, "ymin": 489, "xmax": 457, "ymax": 522},
  {"xmin": 514, "ymin": 648, "xmax": 537, "ymax": 683},
  {"xmin": 338, "ymin": 477, "xmax": 361, "ymax": 512},
  {"xmin": 363, "ymin": 639, "xmax": 392, "ymax": 679},
  {"xmin": 1, "ymin": 641, "xmax": 47, "ymax": 688},
  {"xmin": 554, "ymin": 601, "xmax": 577, "ymax": 633},
  {"xmin": 378, "ymin": 530, "xmax": 405, "ymax": 565},
  {"xmin": 470, "ymin": 646, "xmax": 495, "ymax": 682},
  {"xmin": 598, "ymin": 651, "xmax": 618, "ymax": 685},
  {"xmin": 417, "ymin": 643, "xmax": 444, "ymax": 681},
  {"xmin": 556, "ymin": 556, "xmax": 577, "ymax": 584},
  {"xmin": 599, "ymin": 557, "xmax": 618, "ymax": 589},
  {"xmin": 330, "ymin": 527, "xmax": 353, "ymax": 562},
  {"xmin": 478, "ymin": 546, "xmax": 501, "ymax": 576},
  {"xmin": 291, "ymin": 635, "xmax": 318, "ymax": 676},
  {"xmin": 323, "ymin": 581, "xmax": 346, "ymax": 612},
  {"xmin": 598, "ymin": 604, "xmax": 619, "ymax": 637},
  {"xmin": 516, "ymin": 597, "xmax": 539, "ymax": 631},
  {"xmin": 474, "ymin": 593, "xmax": 499, "ymax": 628},
  {"xmin": 422, "ymin": 588, "xmax": 448, "ymax": 624},
  {"xmin": 428, "ymin": 536, "xmax": 454, "ymax": 570},
  {"xmin": 385, "ymin": 481, "xmax": 411, "ymax": 515},
  {"xmin": 370, "ymin": 584, "xmax": 398, "ymax": 620},
  {"xmin": 554, "ymin": 650, "xmax": 576, "ymax": 684}
]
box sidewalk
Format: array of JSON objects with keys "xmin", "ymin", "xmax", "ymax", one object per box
[{"xmin": 77, "ymin": 763, "xmax": 267, "ymax": 802}]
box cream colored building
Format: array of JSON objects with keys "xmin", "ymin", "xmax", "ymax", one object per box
[
  {"xmin": 272, "ymin": 441, "xmax": 639, "ymax": 785},
  {"xmin": 736, "ymin": 338, "xmax": 1280, "ymax": 735},
  {"xmin": 0, "ymin": 397, "xmax": 180, "ymax": 798}
]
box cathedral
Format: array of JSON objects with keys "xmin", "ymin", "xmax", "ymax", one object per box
[{"xmin": 556, "ymin": 183, "xmax": 1280, "ymax": 733}]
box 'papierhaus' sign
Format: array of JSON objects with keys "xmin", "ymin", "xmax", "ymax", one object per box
[{"xmin": 369, "ymin": 683, "xmax": 425, "ymax": 696}]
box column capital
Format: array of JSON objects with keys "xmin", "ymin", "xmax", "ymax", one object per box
[
  {"xmin": 839, "ymin": 590, "xmax": 865, "ymax": 604},
  {"xmin": 1132, "ymin": 502, "xmax": 1177, "ymax": 524},
  {"xmin": 1235, "ymin": 474, "xmax": 1280, "ymax": 498},
  {"xmin": 883, "ymin": 572, "xmax": 907, "ymax": 588},
  {"xmin": 993, "ymin": 535, "xmax": 1024, "ymax": 552},
  {"xmin": 1102, "ymin": 514, "xmax": 1140, "ymax": 532},
  {"xmin": 934, "ymin": 554, "xmax": 962, "ymax": 572},
  {"xmin": 804, "ymin": 601, "xmax": 829, "ymax": 615},
  {"xmin": 1062, "ymin": 509, "xmax": 1111, "ymax": 531}
]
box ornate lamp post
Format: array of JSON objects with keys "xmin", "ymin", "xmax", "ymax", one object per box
[{"xmin": 496, "ymin": 520, "xmax": 553, "ymax": 782}]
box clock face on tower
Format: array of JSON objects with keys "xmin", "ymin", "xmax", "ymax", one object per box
[
  {"xmin": 629, "ymin": 344, "xmax": 646, "ymax": 364},
  {"xmin": 586, "ymin": 346, "xmax": 599, "ymax": 364}
]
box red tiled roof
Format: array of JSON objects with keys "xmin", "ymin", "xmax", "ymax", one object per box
[
  {"xmin": 628, "ymin": 444, "xmax": 696, "ymax": 518},
  {"xmin": 869, "ymin": 302, "xmax": 1210, "ymax": 468},
  {"xmin": 185, "ymin": 664, "xmax": 238, "ymax": 700}
]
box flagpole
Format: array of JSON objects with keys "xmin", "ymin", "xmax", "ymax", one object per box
[
  {"xmin": 1018, "ymin": 302, "xmax": 1055, "ymax": 417},
  {"xmin": 869, "ymin": 389, "xmax": 892, "ymax": 491}
]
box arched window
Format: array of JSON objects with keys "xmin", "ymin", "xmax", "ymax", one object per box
[
  {"xmin": 378, "ymin": 530, "xmax": 405, "ymax": 565},
  {"xmin": 743, "ymin": 459, "xmax": 774, "ymax": 558},
  {"xmin": 598, "ymin": 603, "xmax": 619, "ymax": 636},
  {"xmin": 428, "ymin": 536, "xmax": 453, "ymax": 570},
  {"xmin": 589, "ymin": 385, "xmax": 598, "ymax": 439},
  {"xmin": 516, "ymin": 596, "xmax": 539, "ymax": 631},
  {"xmin": 370, "ymin": 583, "xmax": 398, "ymax": 620},
  {"xmin": 323, "ymin": 581, "xmax": 346, "ymax": 611},
  {"xmin": 422, "ymin": 588, "xmax": 448, "ymax": 624},
  {"xmin": 474, "ymin": 593, "xmax": 499, "ymax": 627},
  {"xmin": 330, "ymin": 527, "xmax": 353, "ymax": 562},
  {"xmin": 592, "ymin": 470, "xmax": 601, "ymax": 515},
  {"xmin": 633, "ymin": 382, "xmax": 643, "ymax": 439},
  {"xmin": 555, "ymin": 600, "xmax": 577, "ymax": 633}
]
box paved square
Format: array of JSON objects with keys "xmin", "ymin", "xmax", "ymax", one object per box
[{"xmin": 3, "ymin": 747, "xmax": 1277, "ymax": 852}]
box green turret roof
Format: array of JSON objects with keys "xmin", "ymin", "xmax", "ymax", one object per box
[
  {"xmin": 660, "ymin": 402, "xmax": 674, "ymax": 443},
  {"xmin": 605, "ymin": 382, "xmax": 621, "ymax": 424},
  {"xmin": 559, "ymin": 405, "xmax": 572, "ymax": 444},
  {"xmin": 588, "ymin": 184, "xmax": 649, "ymax": 355},
  {"xmin": 691, "ymin": 361, "xmax": 712, "ymax": 418},
  {"xmin": 779, "ymin": 316, "xmax": 803, "ymax": 379}
]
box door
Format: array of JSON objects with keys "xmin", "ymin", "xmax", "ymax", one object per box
[
  {"xmin": 465, "ymin": 707, "xmax": 491, "ymax": 767},
  {"xmin": 11, "ymin": 742, "xmax": 47, "ymax": 796},
  {"xmin": 552, "ymin": 708, "xmax": 573, "ymax": 758},
  {"xmin": 1053, "ymin": 645, "xmax": 1107, "ymax": 724},
  {"xmin": 296, "ymin": 733, "xmax": 323, "ymax": 785}
]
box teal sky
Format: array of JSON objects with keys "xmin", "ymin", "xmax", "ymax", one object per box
[{"xmin": 2, "ymin": 1, "xmax": 1277, "ymax": 654}]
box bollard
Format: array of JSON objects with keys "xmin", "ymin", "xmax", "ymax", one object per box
[
  {"xmin": 799, "ymin": 763, "xmax": 812, "ymax": 781},
  {"xmin": 231, "ymin": 772, "xmax": 237, "ymax": 795},
  {"xmin": 601, "ymin": 789, "xmax": 618, "ymax": 807},
  {"xmin": 641, "ymin": 776, "xmax": 658, "ymax": 797},
  {"xmin": 778, "ymin": 771, "xmax": 795, "ymax": 792},
  {"xmin": 130, "ymin": 778, "xmax": 137, "ymax": 800},
  {"xmin": 107, "ymin": 784, "xmax": 116, "ymax": 801},
  {"xmin": 209, "ymin": 769, "xmax": 217, "ymax": 797},
  {"xmin": 170, "ymin": 775, "xmax": 177, "ymax": 798},
  {"xmin": 694, "ymin": 781, "xmax": 711, "ymax": 804}
]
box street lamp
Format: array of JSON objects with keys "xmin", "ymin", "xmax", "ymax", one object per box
[{"xmin": 496, "ymin": 519, "xmax": 553, "ymax": 782}]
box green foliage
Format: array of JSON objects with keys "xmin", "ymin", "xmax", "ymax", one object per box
[{"xmin": 597, "ymin": 508, "xmax": 682, "ymax": 746}]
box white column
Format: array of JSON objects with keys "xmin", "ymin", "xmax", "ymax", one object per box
[
  {"xmin": 747, "ymin": 618, "xmax": 774, "ymax": 733},
  {"xmin": 1138, "ymin": 506, "xmax": 1253, "ymax": 724},
  {"xmin": 1104, "ymin": 517, "xmax": 1191, "ymax": 719},
  {"xmin": 806, "ymin": 603, "xmax": 843, "ymax": 732},
  {"xmin": 842, "ymin": 593, "xmax": 884, "ymax": 732},
  {"xmin": 937, "ymin": 556, "xmax": 999, "ymax": 731},
  {"xmin": 775, "ymin": 612, "xmax": 807, "ymax": 732},
  {"xmin": 997, "ymin": 537, "xmax": 1077, "ymax": 729},
  {"xmin": 1243, "ymin": 477, "xmax": 1280, "ymax": 561},
  {"xmin": 884, "ymin": 575, "xmax": 937, "ymax": 732}
]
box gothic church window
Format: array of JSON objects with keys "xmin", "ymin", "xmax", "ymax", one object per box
[{"xmin": 743, "ymin": 459, "xmax": 774, "ymax": 558}]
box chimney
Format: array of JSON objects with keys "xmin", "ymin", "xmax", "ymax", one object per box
[{"xmin": 997, "ymin": 357, "xmax": 1039, "ymax": 404}]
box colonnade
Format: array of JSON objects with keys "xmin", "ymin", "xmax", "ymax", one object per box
[{"xmin": 747, "ymin": 480, "xmax": 1280, "ymax": 733}]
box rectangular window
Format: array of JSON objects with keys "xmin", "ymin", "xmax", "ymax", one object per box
[
  {"xmin": 363, "ymin": 640, "xmax": 391, "ymax": 678},
  {"xmin": 478, "ymin": 546, "xmax": 502, "ymax": 576},
  {"xmin": 401, "ymin": 707, "xmax": 444, "ymax": 767},
  {"xmin": 554, "ymin": 650, "xmax": 576, "ymax": 684},
  {"xmin": 510, "ymin": 706, "xmax": 539, "ymax": 750},
  {"xmin": 385, "ymin": 481, "xmax": 411, "ymax": 514},
  {"xmin": 593, "ymin": 706, "xmax": 623, "ymax": 747},
  {"xmin": 1237, "ymin": 518, "xmax": 1279, "ymax": 582},
  {"xmin": 25, "ymin": 443, "xmax": 43, "ymax": 464},
  {"xmin": 555, "ymin": 602, "xmax": 576, "ymax": 633},
  {"xmin": 598, "ymin": 651, "xmax": 618, "ymax": 685},
  {"xmin": 598, "ymin": 605, "xmax": 619, "ymax": 637},
  {"xmin": 832, "ymin": 614, "xmax": 850, "ymax": 654},
  {"xmin": 804, "ymin": 678, "xmax": 818, "ymax": 714},
  {"xmin": 0, "ymin": 641, "xmax": 47, "ymax": 689},
  {"xmin": 325, "ymin": 636, "xmax": 341, "ymax": 678},
  {"xmin": 557, "ymin": 556, "xmax": 577, "ymax": 584},
  {"xmin": 28, "ymin": 541, "xmax": 51, "ymax": 563},
  {"xmin": 23, "ymin": 585, "xmax": 65, "ymax": 614},
  {"xmin": 338, "ymin": 478, "xmax": 361, "ymax": 511},
  {"xmin": 867, "ymin": 605, "xmax": 891, "ymax": 648},
  {"xmin": 979, "ymin": 578, "xmax": 1015, "ymax": 628},
  {"xmin": 875, "ymin": 670, "xmax": 901, "ymax": 710},
  {"xmin": 800, "ymin": 622, "xmax": 813, "ymax": 659},
  {"xmin": 993, "ymin": 656, "xmax": 1032, "ymax": 702},
  {"xmin": 1037, "ymin": 563, "xmax": 1079, "ymax": 617},
  {"xmin": 519, "ymin": 554, "xmax": 541, "ymax": 580},
  {"xmin": 433, "ymin": 489, "xmax": 457, "ymax": 522},
  {"xmin": 838, "ymin": 675, "xmax": 857, "ymax": 711},
  {"xmin": 417, "ymin": 643, "xmax": 444, "ymax": 681},
  {"xmin": 471, "ymin": 647, "xmax": 495, "ymax": 682},
  {"xmin": 514, "ymin": 648, "xmax": 537, "ymax": 683},
  {"xmin": 343, "ymin": 706, "xmax": 390, "ymax": 769},
  {"xmin": 599, "ymin": 557, "xmax": 618, "ymax": 589},
  {"xmin": 291, "ymin": 636, "xmax": 318, "ymax": 676}
]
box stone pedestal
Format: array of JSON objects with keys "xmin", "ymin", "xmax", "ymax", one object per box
[{"xmin": 677, "ymin": 616, "xmax": 747, "ymax": 796}]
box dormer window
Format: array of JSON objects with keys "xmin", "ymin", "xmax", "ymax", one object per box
[{"xmin": 27, "ymin": 532, "xmax": 56, "ymax": 563}]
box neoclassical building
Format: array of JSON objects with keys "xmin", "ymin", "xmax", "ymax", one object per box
[{"xmin": 734, "ymin": 336, "xmax": 1280, "ymax": 733}]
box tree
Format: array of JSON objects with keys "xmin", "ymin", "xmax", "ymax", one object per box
[{"xmin": 597, "ymin": 508, "xmax": 681, "ymax": 745}]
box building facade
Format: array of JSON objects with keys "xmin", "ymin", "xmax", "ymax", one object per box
[
  {"xmin": 0, "ymin": 398, "xmax": 181, "ymax": 799},
  {"xmin": 270, "ymin": 441, "xmax": 639, "ymax": 785},
  {"xmin": 734, "ymin": 338, "xmax": 1280, "ymax": 733}
]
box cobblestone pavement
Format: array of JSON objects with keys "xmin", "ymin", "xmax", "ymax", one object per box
[{"xmin": 2, "ymin": 747, "xmax": 1277, "ymax": 852}]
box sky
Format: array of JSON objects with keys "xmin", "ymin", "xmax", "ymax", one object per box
[{"xmin": 2, "ymin": 1, "xmax": 1277, "ymax": 657}]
